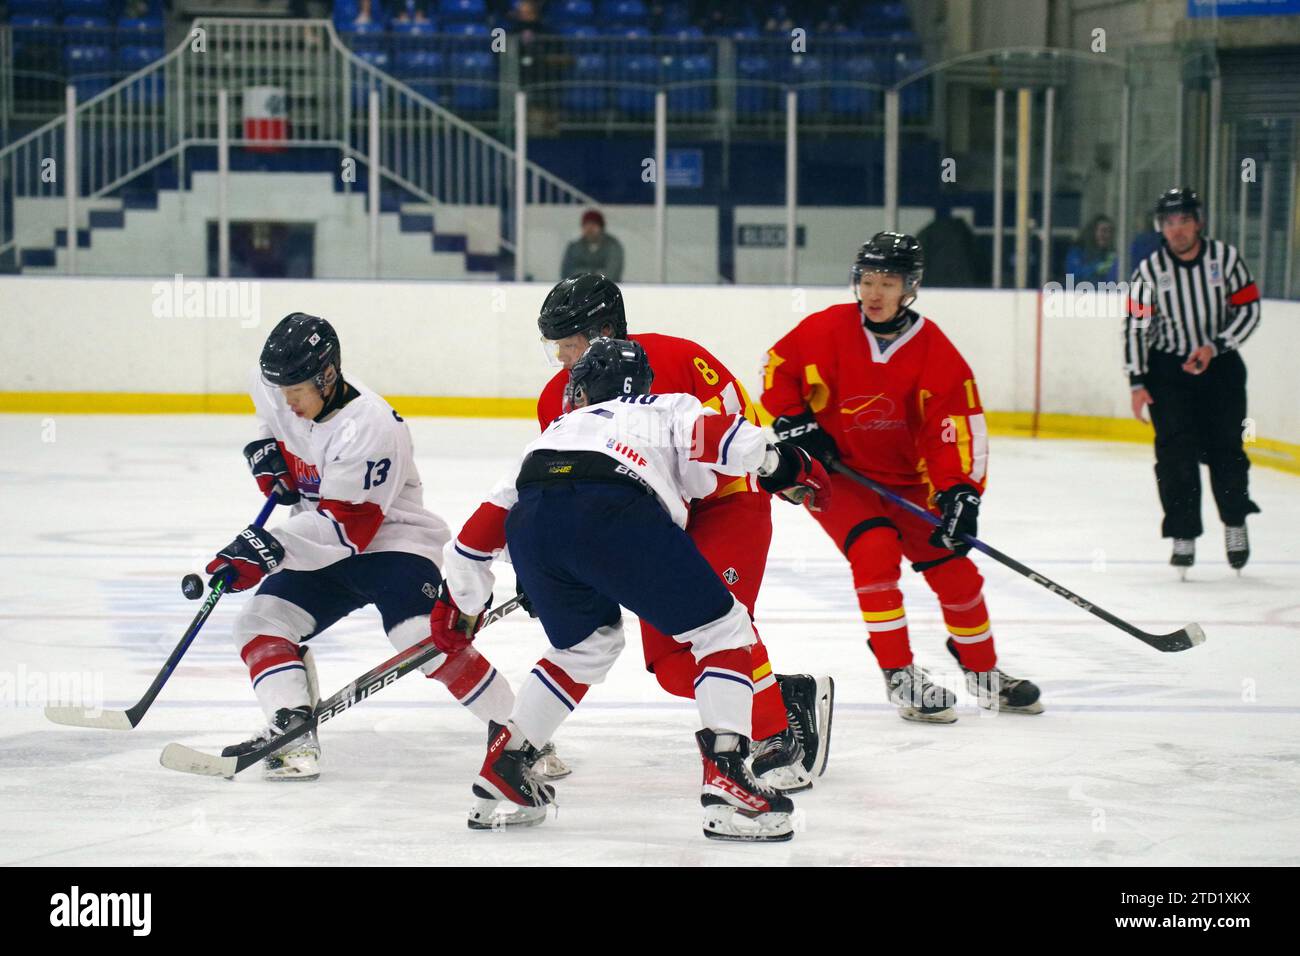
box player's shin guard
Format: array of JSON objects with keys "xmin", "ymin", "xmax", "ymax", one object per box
[
  {"xmin": 426, "ymin": 646, "xmax": 514, "ymax": 725},
  {"xmin": 241, "ymin": 635, "xmax": 311, "ymax": 725},
  {"xmin": 748, "ymin": 636, "xmax": 788, "ymax": 740},
  {"xmin": 927, "ymin": 559, "xmax": 997, "ymax": 673}
]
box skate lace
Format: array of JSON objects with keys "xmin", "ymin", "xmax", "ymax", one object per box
[
  {"xmin": 1172, "ymin": 538, "xmax": 1195, "ymax": 556},
  {"xmin": 1225, "ymin": 526, "xmax": 1248, "ymax": 550}
]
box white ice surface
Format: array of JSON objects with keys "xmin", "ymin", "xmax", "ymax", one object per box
[{"xmin": 1, "ymin": 414, "xmax": 1298, "ymax": 866}]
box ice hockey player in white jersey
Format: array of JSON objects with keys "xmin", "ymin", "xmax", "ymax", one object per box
[
  {"xmin": 429, "ymin": 338, "xmax": 833, "ymax": 841},
  {"xmin": 206, "ymin": 313, "xmax": 520, "ymax": 780}
]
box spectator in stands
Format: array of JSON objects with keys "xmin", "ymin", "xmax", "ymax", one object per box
[
  {"xmin": 1064, "ymin": 214, "xmax": 1118, "ymax": 284},
  {"xmin": 508, "ymin": 0, "xmax": 546, "ymax": 36},
  {"xmin": 916, "ymin": 200, "xmax": 983, "ymax": 287},
  {"xmin": 561, "ymin": 210, "xmax": 624, "ymax": 282},
  {"xmin": 392, "ymin": 0, "xmax": 435, "ymax": 23}
]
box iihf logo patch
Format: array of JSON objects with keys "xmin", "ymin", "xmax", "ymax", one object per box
[
  {"xmin": 422, "ymin": 582, "xmax": 437, "ymax": 599},
  {"xmin": 723, "ymin": 567, "xmax": 740, "ymax": 585},
  {"xmin": 308, "ymin": 333, "xmax": 321, "ymax": 346},
  {"xmin": 1208, "ymin": 261, "xmax": 1222, "ymax": 284}
]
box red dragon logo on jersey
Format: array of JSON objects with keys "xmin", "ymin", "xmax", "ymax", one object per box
[{"xmin": 840, "ymin": 394, "xmax": 906, "ymax": 433}]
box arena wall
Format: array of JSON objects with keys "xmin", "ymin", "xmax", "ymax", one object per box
[{"xmin": 1, "ymin": 276, "xmax": 1295, "ymax": 472}]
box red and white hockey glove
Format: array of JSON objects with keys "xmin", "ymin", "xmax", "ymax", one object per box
[
  {"xmin": 205, "ymin": 525, "xmax": 286, "ymax": 592},
  {"xmin": 243, "ymin": 438, "xmax": 300, "ymax": 505},
  {"xmin": 757, "ymin": 442, "xmax": 834, "ymax": 512},
  {"xmin": 429, "ymin": 582, "xmax": 487, "ymax": 654}
]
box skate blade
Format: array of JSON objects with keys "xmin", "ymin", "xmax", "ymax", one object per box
[
  {"xmin": 468, "ymin": 796, "xmax": 548, "ymax": 831},
  {"xmin": 898, "ymin": 706, "xmax": 958, "ymax": 724},
  {"xmin": 264, "ymin": 754, "xmax": 320, "ymax": 781},
  {"xmin": 980, "ymin": 699, "xmax": 1045, "ymax": 716},
  {"xmin": 702, "ymin": 805, "xmax": 793, "ymax": 842},
  {"xmin": 810, "ymin": 675, "xmax": 835, "ymax": 778},
  {"xmin": 758, "ymin": 763, "xmax": 813, "ymax": 794}
]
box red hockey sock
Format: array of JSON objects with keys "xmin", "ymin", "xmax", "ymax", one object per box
[
  {"xmin": 749, "ymin": 636, "xmax": 788, "ymax": 740},
  {"xmin": 650, "ymin": 645, "xmax": 697, "ymax": 699},
  {"xmin": 428, "ymin": 646, "xmax": 514, "ymax": 724},
  {"xmin": 241, "ymin": 635, "xmax": 302, "ymax": 686}
]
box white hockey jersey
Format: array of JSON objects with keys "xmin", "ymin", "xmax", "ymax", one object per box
[
  {"xmin": 443, "ymin": 392, "xmax": 770, "ymax": 610},
  {"xmin": 250, "ymin": 370, "xmax": 450, "ymax": 573}
]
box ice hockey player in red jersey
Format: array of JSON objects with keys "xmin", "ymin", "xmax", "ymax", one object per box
[
  {"xmin": 206, "ymin": 314, "xmax": 524, "ymax": 779},
  {"xmin": 760, "ymin": 233, "xmax": 1043, "ymax": 723},
  {"xmin": 535, "ymin": 274, "xmax": 833, "ymax": 792}
]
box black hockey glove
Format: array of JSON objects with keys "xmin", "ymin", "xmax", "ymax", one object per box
[
  {"xmin": 929, "ymin": 484, "xmax": 981, "ymax": 556},
  {"xmin": 757, "ymin": 442, "xmax": 834, "ymax": 511},
  {"xmin": 770, "ymin": 411, "xmax": 839, "ymax": 467},
  {"xmin": 243, "ymin": 438, "xmax": 300, "ymax": 505}
]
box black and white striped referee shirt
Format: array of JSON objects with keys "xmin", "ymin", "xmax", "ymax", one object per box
[{"xmin": 1123, "ymin": 237, "xmax": 1262, "ymax": 386}]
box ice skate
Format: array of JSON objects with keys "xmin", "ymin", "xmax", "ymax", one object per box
[
  {"xmin": 697, "ymin": 729, "xmax": 794, "ymax": 842},
  {"xmin": 1225, "ymin": 525, "xmax": 1249, "ymax": 574},
  {"xmin": 881, "ymin": 663, "xmax": 957, "ymax": 723},
  {"xmin": 222, "ymin": 705, "xmax": 320, "ymax": 782},
  {"xmin": 1171, "ymin": 537, "xmax": 1195, "ymax": 580},
  {"xmin": 778, "ymin": 673, "xmax": 834, "ymax": 778},
  {"xmin": 531, "ymin": 740, "xmax": 571, "ymax": 780},
  {"xmin": 751, "ymin": 725, "xmax": 812, "ymax": 794},
  {"xmin": 468, "ymin": 721, "xmax": 554, "ymax": 830},
  {"xmin": 945, "ymin": 639, "xmax": 1043, "ymax": 714}
]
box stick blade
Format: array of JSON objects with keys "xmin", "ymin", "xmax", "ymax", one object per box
[
  {"xmin": 159, "ymin": 743, "xmax": 237, "ymax": 778},
  {"xmin": 44, "ymin": 706, "xmax": 136, "ymax": 730},
  {"xmin": 1151, "ymin": 622, "xmax": 1207, "ymax": 653}
]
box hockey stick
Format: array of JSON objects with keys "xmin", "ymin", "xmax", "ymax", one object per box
[
  {"xmin": 44, "ymin": 492, "xmax": 282, "ymax": 731},
  {"xmin": 159, "ymin": 595, "xmax": 525, "ymax": 777},
  {"xmin": 829, "ymin": 462, "xmax": 1206, "ymax": 653}
]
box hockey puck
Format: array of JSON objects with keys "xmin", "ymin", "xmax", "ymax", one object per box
[{"xmin": 181, "ymin": 573, "xmax": 205, "ymax": 600}]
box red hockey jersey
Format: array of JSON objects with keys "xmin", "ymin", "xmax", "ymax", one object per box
[
  {"xmin": 537, "ymin": 332, "xmax": 763, "ymax": 498},
  {"xmin": 760, "ymin": 304, "xmax": 989, "ymax": 500}
]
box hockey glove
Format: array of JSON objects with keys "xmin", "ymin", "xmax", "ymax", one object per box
[
  {"xmin": 205, "ymin": 525, "xmax": 286, "ymax": 592},
  {"xmin": 429, "ymin": 582, "xmax": 487, "ymax": 654},
  {"xmin": 929, "ymin": 484, "xmax": 981, "ymax": 556},
  {"xmin": 770, "ymin": 411, "xmax": 839, "ymax": 467},
  {"xmin": 758, "ymin": 442, "xmax": 834, "ymax": 512},
  {"xmin": 243, "ymin": 438, "xmax": 300, "ymax": 505}
]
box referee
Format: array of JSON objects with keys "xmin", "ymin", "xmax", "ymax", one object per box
[{"xmin": 1124, "ymin": 187, "xmax": 1261, "ymax": 575}]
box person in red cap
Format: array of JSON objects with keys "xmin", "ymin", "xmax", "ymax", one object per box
[{"xmin": 561, "ymin": 209, "xmax": 624, "ymax": 281}]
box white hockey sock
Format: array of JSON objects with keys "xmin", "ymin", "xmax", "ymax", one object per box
[
  {"xmin": 427, "ymin": 647, "xmax": 515, "ymax": 725},
  {"xmin": 694, "ymin": 669, "xmax": 754, "ymax": 739},
  {"xmin": 511, "ymin": 660, "xmax": 589, "ymax": 751}
]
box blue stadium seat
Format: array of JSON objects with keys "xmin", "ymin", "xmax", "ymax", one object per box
[
  {"xmin": 829, "ymin": 56, "xmax": 880, "ymax": 116},
  {"xmin": 447, "ymin": 21, "xmax": 490, "ymax": 37},
  {"xmin": 72, "ymin": 76, "xmax": 114, "ymax": 100},
  {"xmin": 602, "ymin": 0, "xmax": 648, "ymax": 23},
  {"xmin": 391, "ymin": 19, "xmax": 439, "ymax": 35},
  {"xmin": 126, "ymin": 72, "xmax": 166, "ymax": 105},
  {"xmin": 661, "ymin": 2, "xmax": 691, "ymax": 29},
  {"xmin": 65, "ymin": 43, "xmax": 112, "ymax": 75},
  {"xmin": 787, "ymin": 55, "xmax": 825, "ymax": 114},
  {"xmin": 729, "ymin": 27, "xmax": 761, "ymax": 39},
  {"xmin": 355, "ymin": 49, "xmax": 391, "ymax": 71},
  {"xmin": 614, "ymin": 26, "xmax": 651, "ymax": 38},
  {"xmin": 10, "ymin": 13, "xmax": 57, "ymax": 28},
  {"xmin": 118, "ymin": 45, "xmax": 164, "ymax": 71},
  {"xmin": 669, "ymin": 26, "xmax": 704, "ymax": 40},
  {"xmin": 556, "ymin": 24, "xmax": 599, "ymax": 37},
  {"xmin": 62, "ymin": 16, "xmax": 112, "ymax": 30},
  {"xmin": 564, "ymin": 53, "xmax": 608, "ymax": 112},
  {"xmin": 62, "ymin": 0, "xmax": 112, "ymax": 15},
  {"xmin": 666, "ymin": 54, "xmax": 713, "ymax": 114},
  {"xmin": 451, "ymin": 51, "xmax": 495, "ymax": 111},
  {"xmin": 395, "ymin": 49, "xmax": 445, "ymax": 77},
  {"xmin": 735, "ymin": 54, "xmax": 775, "ymax": 114},
  {"xmin": 895, "ymin": 55, "xmax": 929, "ymax": 119},
  {"xmin": 118, "ymin": 16, "xmax": 165, "ymax": 35},
  {"xmin": 7, "ymin": 0, "xmax": 54, "ymax": 15},
  {"xmin": 617, "ymin": 53, "xmax": 658, "ymax": 114},
  {"xmin": 439, "ymin": 0, "xmax": 487, "ymax": 21},
  {"xmin": 551, "ymin": 0, "xmax": 595, "ymax": 23}
]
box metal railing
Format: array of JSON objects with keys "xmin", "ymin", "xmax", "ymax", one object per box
[{"xmin": 0, "ymin": 18, "xmax": 597, "ymax": 270}]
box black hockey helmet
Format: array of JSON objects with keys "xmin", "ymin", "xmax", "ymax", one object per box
[
  {"xmin": 538, "ymin": 273, "xmax": 627, "ymax": 341},
  {"xmin": 260, "ymin": 313, "xmax": 340, "ymax": 389},
  {"xmin": 1153, "ymin": 186, "xmax": 1202, "ymax": 230},
  {"xmin": 852, "ymin": 231, "xmax": 924, "ymax": 295},
  {"xmin": 566, "ymin": 337, "xmax": 654, "ymax": 408}
]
